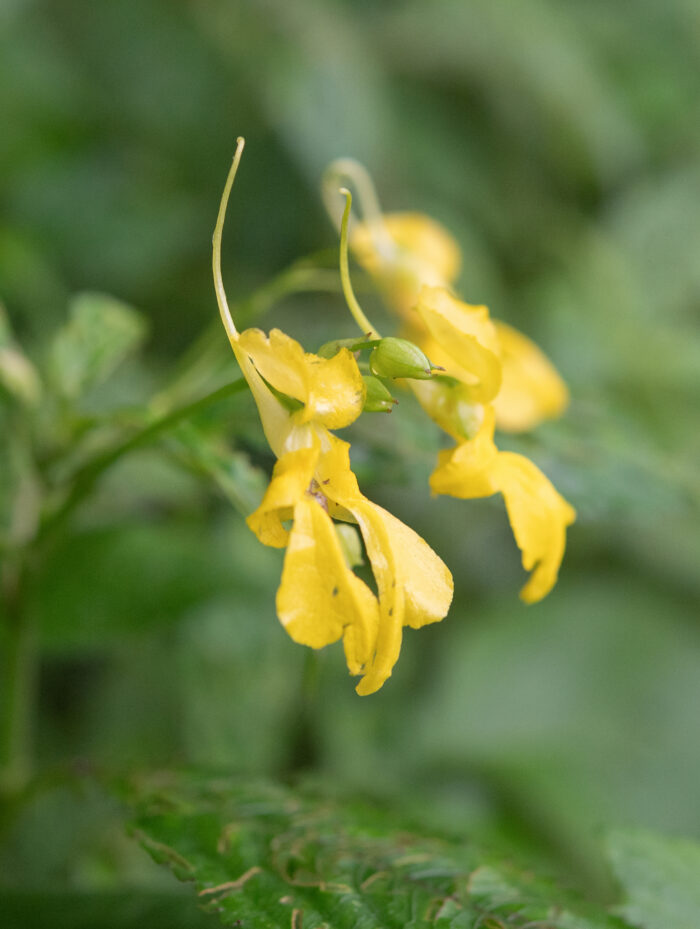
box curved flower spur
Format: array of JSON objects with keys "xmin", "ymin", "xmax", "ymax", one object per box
[
  {"xmin": 213, "ymin": 140, "xmax": 453, "ymax": 695},
  {"xmin": 323, "ymin": 160, "xmax": 575, "ymax": 604}
]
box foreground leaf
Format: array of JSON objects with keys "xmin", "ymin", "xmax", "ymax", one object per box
[
  {"xmin": 127, "ymin": 772, "xmax": 629, "ymax": 929},
  {"xmin": 607, "ymin": 829, "xmax": 700, "ymax": 929}
]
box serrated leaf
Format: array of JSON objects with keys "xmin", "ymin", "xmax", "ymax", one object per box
[
  {"xmin": 606, "ymin": 829, "xmax": 700, "ymax": 929},
  {"xmin": 50, "ymin": 292, "xmax": 147, "ymax": 398},
  {"xmin": 127, "ymin": 772, "xmax": 627, "ymax": 929}
]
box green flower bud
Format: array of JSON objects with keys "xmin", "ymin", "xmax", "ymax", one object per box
[
  {"xmin": 362, "ymin": 375, "xmax": 397, "ymax": 413},
  {"xmin": 335, "ymin": 522, "xmax": 364, "ymax": 569},
  {"xmin": 368, "ymin": 337, "xmax": 434, "ymax": 380}
]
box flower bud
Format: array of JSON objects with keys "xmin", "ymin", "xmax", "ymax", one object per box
[
  {"xmin": 362, "ymin": 375, "xmax": 397, "ymax": 413},
  {"xmin": 368, "ymin": 337, "xmax": 433, "ymax": 380}
]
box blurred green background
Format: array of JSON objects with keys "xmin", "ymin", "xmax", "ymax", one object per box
[{"xmin": 1, "ymin": 0, "xmax": 700, "ymax": 924}]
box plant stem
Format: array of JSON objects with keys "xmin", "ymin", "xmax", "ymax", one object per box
[
  {"xmin": 338, "ymin": 189, "xmax": 380, "ymax": 339},
  {"xmin": 37, "ymin": 378, "xmax": 249, "ymax": 545},
  {"xmin": 0, "ymin": 559, "xmax": 36, "ymax": 798}
]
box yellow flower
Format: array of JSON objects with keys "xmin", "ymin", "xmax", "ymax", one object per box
[
  {"xmin": 352, "ymin": 212, "xmax": 461, "ymax": 317},
  {"xmin": 322, "ymin": 162, "xmax": 575, "ymax": 601},
  {"xmin": 247, "ymin": 434, "xmax": 452, "ymax": 695},
  {"xmin": 332, "ymin": 171, "xmax": 568, "ymax": 432},
  {"xmin": 213, "ymin": 140, "xmax": 453, "ymax": 694},
  {"xmin": 429, "ymin": 408, "xmax": 576, "ymax": 603},
  {"xmin": 410, "ymin": 286, "xmax": 576, "ymax": 603}
]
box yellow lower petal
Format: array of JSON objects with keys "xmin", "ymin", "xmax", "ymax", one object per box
[
  {"xmin": 363, "ymin": 504, "xmax": 453, "ymax": 631},
  {"xmin": 350, "ymin": 500, "xmax": 405, "ymax": 696},
  {"xmin": 428, "ymin": 407, "xmax": 499, "ymax": 499},
  {"xmin": 428, "ymin": 411, "xmax": 575, "ymax": 602},
  {"xmin": 491, "ymin": 452, "xmax": 576, "ymax": 603},
  {"xmin": 276, "ymin": 497, "xmax": 378, "ymax": 668},
  {"xmin": 316, "ymin": 436, "xmax": 453, "ymax": 694},
  {"xmin": 246, "ymin": 446, "xmax": 319, "ymax": 547}
]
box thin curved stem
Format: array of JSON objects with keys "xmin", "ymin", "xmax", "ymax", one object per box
[
  {"xmin": 213, "ymin": 137, "xmax": 245, "ymax": 341},
  {"xmin": 339, "ymin": 189, "xmax": 381, "ymax": 339}
]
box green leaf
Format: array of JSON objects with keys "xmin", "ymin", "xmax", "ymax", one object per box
[
  {"xmin": 0, "ymin": 302, "xmax": 41, "ymax": 406},
  {"xmin": 606, "ymin": 829, "xmax": 700, "ymax": 929},
  {"xmin": 127, "ymin": 772, "xmax": 627, "ymax": 929},
  {"xmin": 50, "ymin": 292, "xmax": 147, "ymax": 399}
]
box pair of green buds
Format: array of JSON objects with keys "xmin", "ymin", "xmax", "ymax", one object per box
[{"xmin": 318, "ymin": 335, "xmax": 443, "ymax": 413}]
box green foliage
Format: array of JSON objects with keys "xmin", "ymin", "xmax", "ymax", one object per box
[
  {"xmin": 129, "ymin": 773, "xmax": 629, "ymax": 929},
  {"xmin": 49, "ymin": 293, "xmax": 147, "ymax": 400},
  {"xmin": 607, "ymin": 830, "xmax": 700, "ymax": 929},
  {"xmin": 1, "ymin": 0, "xmax": 699, "ymax": 924}
]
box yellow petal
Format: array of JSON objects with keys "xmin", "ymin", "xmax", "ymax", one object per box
[
  {"xmin": 305, "ymin": 348, "xmax": 366, "ymax": 429},
  {"xmin": 368, "ymin": 505, "xmax": 453, "ymax": 631},
  {"xmin": 350, "ymin": 501, "xmax": 404, "ymax": 696},
  {"xmin": 414, "ymin": 286, "xmax": 502, "ymax": 403},
  {"xmin": 246, "ymin": 446, "xmax": 319, "ymax": 547},
  {"xmin": 276, "ymin": 497, "xmax": 379, "ymax": 671},
  {"xmin": 238, "ymin": 327, "xmax": 309, "ymax": 405},
  {"xmin": 229, "ymin": 340, "xmax": 294, "ymax": 459},
  {"xmin": 352, "ymin": 212, "xmax": 461, "ymax": 288},
  {"xmin": 493, "ymin": 321, "xmax": 570, "ymax": 433},
  {"xmin": 237, "ymin": 328, "xmax": 364, "ymax": 430},
  {"xmin": 428, "ymin": 407, "xmax": 499, "ymax": 499},
  {"xmin": 317, "ymin": 436, "xmax": 453, "ymax": 695},
  {"xmin": 411, "ymin": 377, "xmax": 486, "ymax": 442},
  {"xmin": 490, "ymin": 452, "xmax": 576, "ymax": 604}
]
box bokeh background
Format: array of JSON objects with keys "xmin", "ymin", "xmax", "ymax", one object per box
[{"xmin": 2, "ymin": 0, "xmax": 700, "ymax": 924}]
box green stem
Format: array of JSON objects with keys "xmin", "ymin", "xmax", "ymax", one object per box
[
  {"xmin": 38, "ymin": 378, "xmax": 249, "ymax": 545},
  {"xmin": 338, "ymin": 189, "xmax": 381, "ymax": 339},
  {"xmin": 0, "ymin": 559, "xmax": 36, "ymax": 798}
]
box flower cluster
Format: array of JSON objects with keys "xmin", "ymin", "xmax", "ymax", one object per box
[
  {"xmin": 213, "ymin": 141, "xmax": 574, "ymax": 695},
  {"xmin": 214, "ymin": 141, "xmax": 452, "ymax": 696},
  {"xmin": 325, "ymin": 159, "xmax": 576, "ymax": 606}
]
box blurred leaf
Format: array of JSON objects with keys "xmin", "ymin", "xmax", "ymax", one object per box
[
  {"xmin": 128, "ymin": 772, "xmax": 628, "ymax": 929},
  {"xmin": 0, "ymin": 426, "xmax": 41, "ymax": 548},
  {"xmin": 0, "ymin": 891, "xmax": 217, "ymax": 929},
  {"xmin": 167, "ymin": 422, "xmax": 266, "ymax": 517},
  {"xmin": 0, "ymin": 303, "xmax": 41, "ymax": 407},
  {"xmin": 50, "ymin": 292, "xmax": 147, "ymax": 399},
  {"xmin": 32, "ymin": 520, "xmax": 229, "ymax": 649},
  {"xmin": 606, "ymin": 830, "xmax": 700, "ymax": 929}
]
